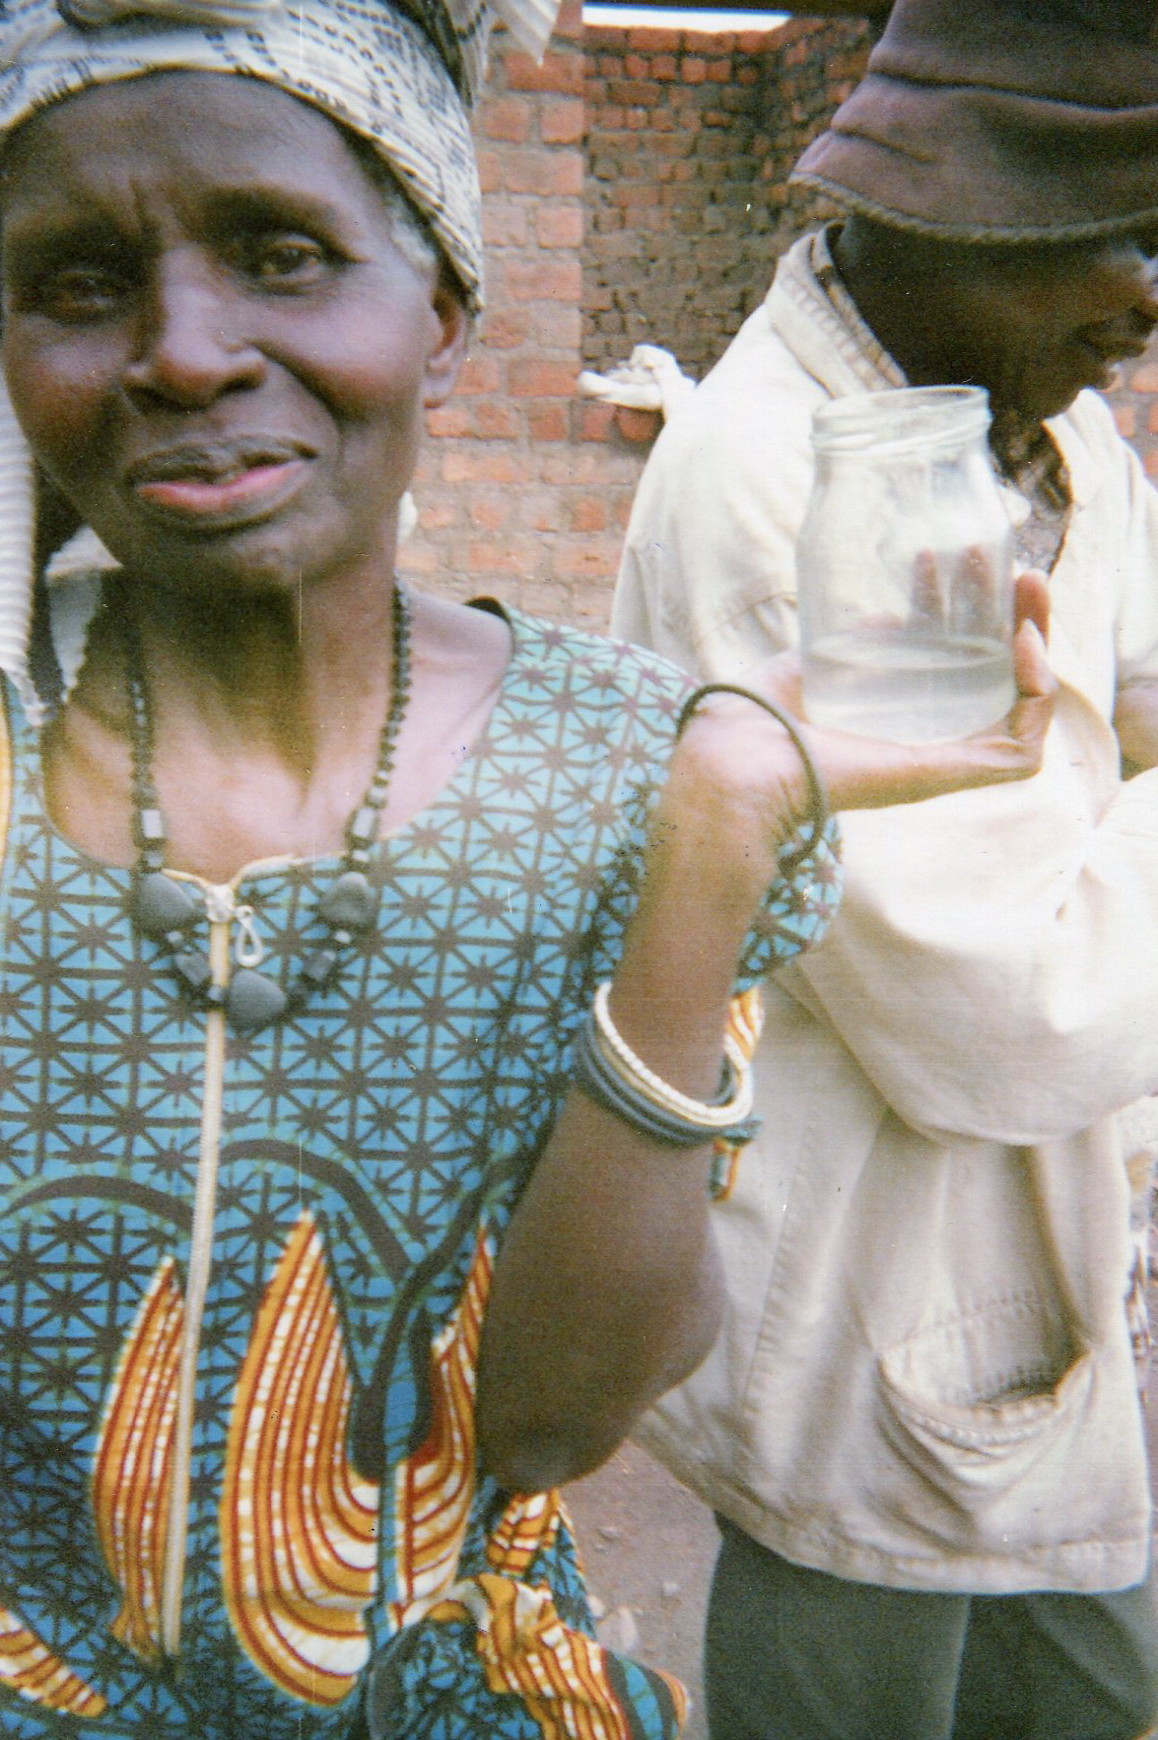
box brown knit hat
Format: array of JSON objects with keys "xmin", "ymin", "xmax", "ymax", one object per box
[{"xmin": 792, "ymin": 0, "xmax": 1158, "ymax": 241}]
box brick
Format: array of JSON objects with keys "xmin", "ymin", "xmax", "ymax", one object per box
[
  {"xmin": 577, "ymin": 401, "xmax": 617, "ymax": 442},
  {"xmin": 553, "ymin": 538, "xmax": 630, "ymax": 580},
  {"xmin": 475, "ymin": 147, "xmax": 503, "ymax": 195},
  {"xmin": 533, "ymin": 303, "xmax": 583, "ymax": 350},
  {"xmin": 680, "ymin": 57, "xmax": 707, "ymax": 83},
  {"xmin": 441, "ymin": 449, "xmax": 524, "ymax": 485},
  {"xmin": 1113, "ymin": 401, "xmax": 1138, "ymax": 438},
  {"xmin": 426, "ymin": 403, "xmax": 474, "ymax": 439},
  {"xmin": 455, "ymin": 354, "xmax": 502, "ymax": 395},
  {"xmin": 628, "ymin": 26, "xmax": 681, "ymax": 50},
  {"xmin": 502, "ymin": 152, "xmax": 583, "ymax": 196},
  {"xmin": 480, "ymin": 306, "xmax": 532, "ymax": 349},
  {"xmin": 502, "ymin": 257, "xmax": 582, "ymax": 302},
  {"xmin": 467, "ymin": 538, "xmax": 538, "ymax": 576},
  {"xmin": 542, "ymin": 446, "xmax": 645, "ymax": 486},
  {"xmin": 608, "ymin": 78, "xmax": 659, "ymax": 107},
  {"xmin": 503, "ymin": 50, "xmax": 585, "ymax": 95},
  {"xmin": 508, "ymin": 359, "xmax": 577, "ymax": 396},
  {"xmin": 527, "ymin": 403, "xmax": 570, "ymax": 442},
  {"xmin": 514, "ymin": 489, "xmax": 564, "ymax": 532},
  {"xmin": 411, "ymin": 495, "xmax": 459, "ymax": 531},
  {"xmin": 469, "ymin": 494, "xmax": 511, "ymax": 531},
  {"xmin": 555, "ymin": 0, "xmax": 583, "ymax": 42},
  {"xmin": 482, "ymin": 201, "xmax": 529, "ymax": 247},
  {"xmin": 480, "ymin": 96, "xmax": 531, "ymax": 144},
  {"xmin": 540, "ymin": 97, "xmax": 585, "ymax": 145},
  {"xmin": 517, "ymin": 575, "xmax": 578, "ymax": 620},
  {"xmin": 474, "ymin": 401, "xmax": 522, "ymax": 440},
  {"xmin": 536, "ymin": 204, "xmax": 584, "ymax": 248},
  {"xmin": 569, "ymin": 495, "xmax": 608, "ymax": 533}
]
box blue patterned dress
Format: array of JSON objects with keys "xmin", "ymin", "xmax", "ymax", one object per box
[{"xmin": 0, "ymin": 605, "xmax": 840, "ymax": 1740}]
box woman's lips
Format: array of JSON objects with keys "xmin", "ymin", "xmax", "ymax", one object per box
[
  {"xmin": 127, "ymin": 443, "xmax": 312, "ymax": 527},
  {"xmin": 134, "ymin": 460, "xmax": 304, "ymax": 520}
]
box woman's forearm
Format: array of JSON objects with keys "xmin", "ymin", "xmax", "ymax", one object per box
[{"xmin": 475, "ymin": 729, "xmax": 795, "ymax": 1492}]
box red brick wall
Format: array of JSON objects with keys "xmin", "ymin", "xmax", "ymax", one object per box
[
  {"xmin": 402, "ymin": 11, "xmax": 1158, "ymax": 627},
  {"xmin": 583, "ymin": 15, "xmax": 873, "ymax": 376},
  {"xmin": 402, "ymin": 0, "xmax": 646, "ymax": 629}
]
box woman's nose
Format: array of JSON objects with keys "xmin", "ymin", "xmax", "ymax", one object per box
[{"xmin": 121, "ymin": 255, "xmax": 263, "ymax": 408}]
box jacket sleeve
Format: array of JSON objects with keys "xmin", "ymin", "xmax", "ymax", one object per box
[{"xmin": 792, "ymin": 705, "xmax": 1158, "ymax": 1145}]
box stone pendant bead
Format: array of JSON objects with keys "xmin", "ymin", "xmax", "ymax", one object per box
[
  {"xmin": 133, "ymin": 870, "xmax": 200, "ymax": 937},
  {"xmin": 171, "ymin": 947, "xmax": 213, "ymax": 993},
  {"xmin": 298, "ymin": 946, "xmax": 339, "ymax": 991},
  {"xmin": 318, "ymin": 870, "xmax": 377, "ymax": 930},
  {"xmin": 227, "ymin": 968, "xmax": 289, "ymax": 1034}
]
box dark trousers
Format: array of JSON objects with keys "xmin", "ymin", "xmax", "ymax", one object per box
[{"xmin": 706, "ymin": 1518, "xmax": 1158, "ymax": 1740}]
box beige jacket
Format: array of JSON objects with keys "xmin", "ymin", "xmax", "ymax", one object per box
[{"xmin": 612, "ymin": 232, "xmax": 1158, "ymax": 1594}]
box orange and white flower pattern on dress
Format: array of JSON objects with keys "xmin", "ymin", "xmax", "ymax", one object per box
[
  {"xmin": 0, "ymin": 1608, "xmax": 107, "ymax": 1718},
  {"xmin": 219, "ymin": 1211, "xmax": 380, "ymax": 1706},
  {"xmin": 389, "ymin": 1222, "xmax": 495, "ymax": 1617},
  {"xmin": 88, "ymin": 1211, "xmax": 687, "ymax": 1735},
  {"xmin": 91, "ymin": 1257, "xmax": 184, "ymax": 1662}
]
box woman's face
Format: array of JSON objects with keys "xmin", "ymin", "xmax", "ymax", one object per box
[{"xmin": 0, "ymin": 72, "xmax": 467, "ymax": 600}]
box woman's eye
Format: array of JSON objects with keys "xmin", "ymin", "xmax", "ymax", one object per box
[
  {"xmin": 25, "ymin": 265, "xmax": 131, "ymax": 320},
  {"xmin": 238, "ymin": 235, "xmax": 332, "ymax": 285}
]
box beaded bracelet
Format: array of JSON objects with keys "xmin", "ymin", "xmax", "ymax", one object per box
[
  {"xmin": 675, "ymin": 683, "xmax": 830, "ymax": 872},
  {"xmin": 571, "ymin": 983, "xmax": 762, "ymax": 1150},
  {"xmin": 591, "ymin": 983, "xmax": 754, "ymax": 1130}
]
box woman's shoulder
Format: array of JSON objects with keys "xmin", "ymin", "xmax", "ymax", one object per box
[{"xmin": 478, "ymin": 598, "xmax": 694, "ymax": 713}]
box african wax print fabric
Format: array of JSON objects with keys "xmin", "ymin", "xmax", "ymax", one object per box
[{"xmin": 0, "ymin": 605, "xmax": 842, "ymax": 1740}]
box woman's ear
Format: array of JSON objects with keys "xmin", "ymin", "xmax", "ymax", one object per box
[{"xmin": 423, "ymin": 275, "xmax": 470, "ymax": 408}]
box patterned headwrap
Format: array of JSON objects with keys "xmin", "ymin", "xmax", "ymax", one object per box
[{"xmin": 0, "ymin": 0, "xmax": 559, "ymax": 716}]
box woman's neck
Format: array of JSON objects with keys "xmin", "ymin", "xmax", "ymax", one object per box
[
  {"xmin": 42, "ymin": 574, "xmax": 513, "ymax": 880},
  {"xmin": 112, "ymin": 563, "xmax": 401, "ymax": 779}
]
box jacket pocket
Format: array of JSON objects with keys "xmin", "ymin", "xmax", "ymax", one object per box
[{"xmin": 877, "ymin": 1295, "xmax": 1092, "ymax": 1510}]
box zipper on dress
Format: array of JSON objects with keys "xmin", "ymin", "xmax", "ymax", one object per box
[{"xmin": 158, "ymin": 884, "xmax": 237, "ymax": 1660}]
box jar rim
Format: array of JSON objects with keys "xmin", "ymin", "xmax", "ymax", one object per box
[{"xmin": 811, "ymin": 385, "xmax": 992, "ymax": 455}]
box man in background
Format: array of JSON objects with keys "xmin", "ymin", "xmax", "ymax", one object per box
[{"xmin": 613, "ymin": 2, "xmax": 1158, "ymax": 1735}]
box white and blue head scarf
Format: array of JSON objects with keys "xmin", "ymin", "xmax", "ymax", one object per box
[{"xmin": 0, "ymin": 0, "xmax": 558, "ymax": 715}]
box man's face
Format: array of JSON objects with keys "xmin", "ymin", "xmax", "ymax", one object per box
[{"xmin": 936, "ymin": 233, "xmax": 1158, "ymax": 421}]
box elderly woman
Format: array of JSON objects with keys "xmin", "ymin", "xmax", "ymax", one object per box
[{"xmin": 0, "ymin": 1, "xmax": 1053, "ymax": 1736}]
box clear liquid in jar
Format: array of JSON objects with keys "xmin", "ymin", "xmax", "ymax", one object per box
[{"xmin": 802, "ymin": 630, "xmax": 1015, "ymax": 743}]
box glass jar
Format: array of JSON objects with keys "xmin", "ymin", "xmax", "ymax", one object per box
[{"xmin": 797, "ymin": 385, "xmax": 1016, "ymax": 743}]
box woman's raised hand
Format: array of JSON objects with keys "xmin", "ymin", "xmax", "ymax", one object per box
[{"xmin": 673, "ymin": 570, "xmax": 1054, "ymax": 845}]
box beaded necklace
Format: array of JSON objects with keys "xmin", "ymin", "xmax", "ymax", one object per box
[{"xmin": 125, "ymin": 583, "xmax": 411, "ymax": 1035}]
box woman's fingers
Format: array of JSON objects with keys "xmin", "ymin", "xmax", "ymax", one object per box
[
  {"xmin": 815, "ymin": 616, "xmax": 1056, "ymax": 811},
  {"xmin": 1013, "ymin": 567, "xmax": 1050, "ymax": 648},
  {"xmin": 679, "ymin": 574, "xmax": 1057, "ymax": 830}
]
